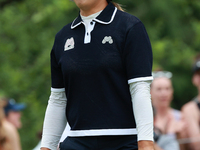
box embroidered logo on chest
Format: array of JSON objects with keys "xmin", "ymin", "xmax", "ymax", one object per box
[
  {"xmin": 64, "ymin": 37, "xmax": 75, "ymax": 51},
  {"xmin": 102, "ymin": 36, "xmax": 113, "ymax": 44}
]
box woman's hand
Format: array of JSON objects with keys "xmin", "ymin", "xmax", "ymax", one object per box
[
  {"xmin": 154, "ymin": 143, "xmax": 163, "ymax": 150},
  {"xmin": 138, "ymin": 140, "xmax": 155, "ymax": 150},
  {"xmin": 40, "ymin": 148, "xmax": 50, "ymax": 150}
]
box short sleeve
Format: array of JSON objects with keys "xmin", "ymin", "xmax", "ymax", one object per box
[
  {"xmin": 122, "ymin": 21, "xmax": 153, "ymax": 84},
  {"xmin": 51, "ymin": 42, "xmax": 64, "ymax": 88}
]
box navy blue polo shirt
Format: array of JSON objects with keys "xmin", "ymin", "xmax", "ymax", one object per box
[{"xmin": 51, "ymin": 3, "xmax": 153, "ymax": 136}]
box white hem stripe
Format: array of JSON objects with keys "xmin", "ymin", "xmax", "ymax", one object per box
[
  {"xmin": 128, "ymin": 76, "xmax": 153, "ymax": 84},
  {"xmin": 67, "ymin": 128, "xmax": 137, "ymax": 137}
]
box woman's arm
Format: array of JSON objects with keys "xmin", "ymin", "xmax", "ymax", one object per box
[
  {"xmin": 129, "ymin": 81, "xmax": 154, "ymax": 150},
  {"xmin": 138, "ymin": 141, "xmax": 154, "ymax": 150},
  {"xmin": 153, "ymin": 142, "xmax": 163, "ymax": 150},
  {"xmin": 40, "ymin": 148, "xmax": 50, "ymax": 150},
  {"xmin": 41, "ymin": 88, "xmax": 67, "ymax": 150}
]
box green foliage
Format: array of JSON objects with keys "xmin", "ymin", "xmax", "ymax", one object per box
[
  {"xmin": 0, "ymin": 0, "xmax": 200, "ymax": 149},
  {"xmin": 0, "ymin": 0, "xmax": 78, "ymax": 149}
]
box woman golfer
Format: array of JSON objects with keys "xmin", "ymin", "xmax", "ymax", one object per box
[{"xmin": 41, "ymin": 0, "xmax": 154, "ymax": 149}]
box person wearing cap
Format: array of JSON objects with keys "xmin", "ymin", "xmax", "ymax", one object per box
[
  {"xmin": 0, "ymin": 97, "xmax": 22, "ymax": 150},
  {"xmin": 181, "ymin": 58, "xmax": 200, "ymax": 150},
  {"xmin": 4, "ymin": 98, "xmax": 26, "ymax": 129},
  {"xmin": 41, "ymin": 0, "xmax": 154, "ymax": 150}
]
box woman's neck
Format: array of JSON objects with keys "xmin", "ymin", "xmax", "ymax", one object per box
[
  {"xmin": 80, "ymin": 1, "xmax": 108, "ymax": 16},
  {"xmin": 156, "ymin": 107, "xmax": 170, "ymax": 116}
]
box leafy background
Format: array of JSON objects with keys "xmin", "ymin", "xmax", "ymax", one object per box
[{"xmin": 0, "ymin": 0, "xmax": 200, "ymax": 149}]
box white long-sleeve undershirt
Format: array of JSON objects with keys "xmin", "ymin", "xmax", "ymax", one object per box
[
  {"xmin": 130, "ymin": 81, "xmax": 154, "ymax": 141},
  {"xmin": 41, "ymin": 88, "xmax": 67, "ymax": 150}
]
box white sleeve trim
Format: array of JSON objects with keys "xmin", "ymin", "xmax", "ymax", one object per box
[
  {"xmin": 51, "ymin": 87, "xmax": 65, "ymax": 92},
  {"xmin": 128, "ymin": 76, "xmax": 153, "ymax": 84},
  {"xmin": 129, "ymin": 81, "xmax": 154, "ymax": 141},
  {"xmin": 41, "ymin": 90, "xmax": 67, "ymax": 149}
]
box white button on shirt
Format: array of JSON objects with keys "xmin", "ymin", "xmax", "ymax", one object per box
[{"xmin": 81, "ymin": 11, "xmax": 102, "ymax": 44}]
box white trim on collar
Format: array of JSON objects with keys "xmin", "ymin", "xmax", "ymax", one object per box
[
  {"xmin": 93, "ymin": 7, "xmax": 117, "ymax": 24},
  {"xmin": 71, "ymin": 19, "xmax": 83, "ymax": 29},
  {"xmin": 71, "ymin": 7, "xmax": 118, "ymax": 29}
]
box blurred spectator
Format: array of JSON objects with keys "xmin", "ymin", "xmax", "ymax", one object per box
[
  {"xmin": 4, "ymin": 98, "xmax": 26, "ymax": 129},
  {"xmin": 153, "ymin": 106, "xmax": 164, "ymax": 150},
  {"xmin": 151, "ymin": 71, "xmax": 185, "ymax": 150},
  {"xmin": 0, "ymin": 97, "xmax": 21, "ymax": 150},
  {"xmin": 181, "ymin": 56, "xmax": 200, "ymax": 150}
]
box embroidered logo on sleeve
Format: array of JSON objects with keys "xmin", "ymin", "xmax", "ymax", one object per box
[
  {"xmin": 102, "ymin": 36, "xmax": 113, "ymax": 44},
  {"xmin": 64, "ymin": 37, "xmax": 75, "ymax": 51}
]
